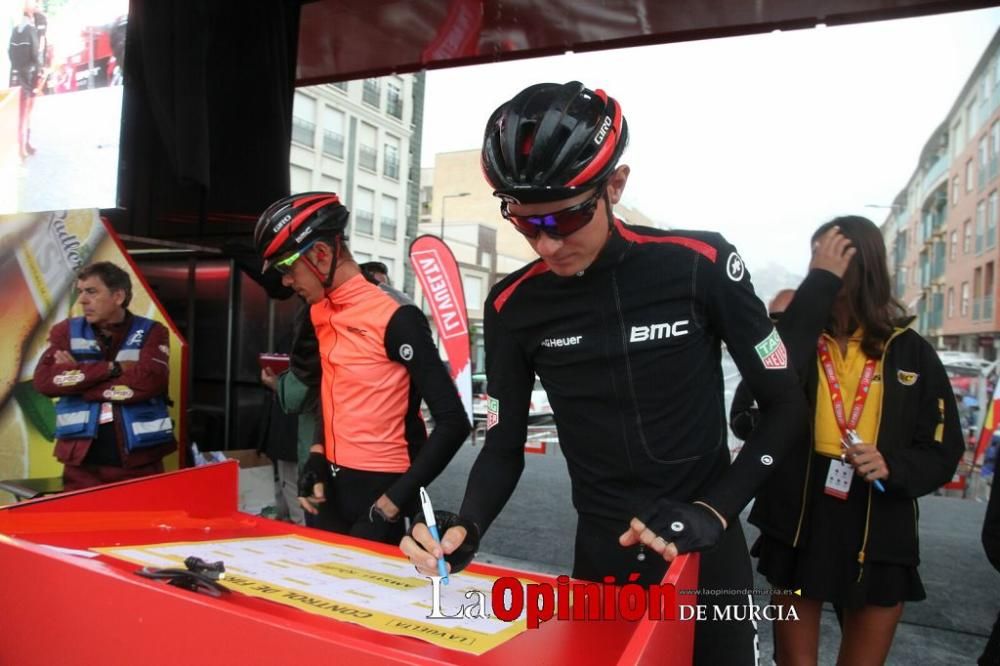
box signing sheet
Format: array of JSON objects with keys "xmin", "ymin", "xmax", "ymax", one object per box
[{"xmin": 97, "ymin": 534, "xmax": 526, "ymax": 655}]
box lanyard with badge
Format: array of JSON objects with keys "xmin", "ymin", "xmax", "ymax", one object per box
[{"xmin": 817, "ymin": 338, "xmax": 876, "ymax": 500}]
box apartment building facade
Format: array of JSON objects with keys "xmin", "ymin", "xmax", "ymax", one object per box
[
  {"xmin": 289, "ymin": 73, "xmax": 425, "ymax": 294},
  {"xmin": 886, "ymin": 30, "xmax": 1000, "ymax": 359}
]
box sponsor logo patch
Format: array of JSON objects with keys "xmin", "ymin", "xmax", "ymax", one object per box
[
  {"xmin": 726, "ymin": 252, "xmax": 745, "ymax": 282},
  {"xmin": 399, "ymin": 344, "xmax": 414, "ymax": 361},
  {"xmin": 102, "ymin": 384, "xmax": 135, "ymax": 401},
  {"xmin": 53, "ymin": 370, "xmax": 85, "ymax": 386},
  {"xmin": 127, "ymin": 329, "xmax": 145, "ymax": 346},
  {"xmin": 760, "ymin": 455, "xmax": 774, "ymax": 466},
  {"xmin": 486, "ymin": 397, "xmax": 500, "ymax": 430},
  {"xmin": 754, "ymin": 329, "xmax": 788, "ymax": 370},
  {"xmin": 897, "ymin": 370, "xmax": 919, "ymax": 386},
  {"xmin": 629, "ymin": 320, "xmax": 689, "ymax": 343},
  {"xmin": 541, "ymin": 335, "xmax": 582, "ymax": 348}
]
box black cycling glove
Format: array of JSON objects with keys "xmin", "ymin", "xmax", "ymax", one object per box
[
  {"xmin": 298, "ymin": 451, "xmax": 333, "ymax": 498},
  {"xmin": 409, "ymin": 511, "xmax": 481, "ymax": 573},
  {"xmin": 637, "ymin": 500, "xmax": 725, "ymax": 554}
]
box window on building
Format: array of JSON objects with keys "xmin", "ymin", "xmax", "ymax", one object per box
[
  {"xmin": 355, "ymin": 187, "xmax": 375, "ymax": 236},
  {"xmin": 979, "ymin": 135, "xmax": 989, "ymax": 184},
  {"xmin": 378, "ymin": 257, "xmax": 395, "ymax": 283},
  {"xmin": 967, "ymin": 97, "xmax": 978, "ymax": 139},
  {"xmin": 975, "ymin": 267, "xmax": 984, "ymax": 320},
  {"xmin": 290, "ymin": 165, "xmax": 312, "ymax": 193},
  {"xmin": 948, "ymin": 287, "xmax": 955, "ymax": 318},
  {"xmin": 358, "ymin": 122, "xmax": 378, "ymax": 172},
  {"xmin": 990, "ymin": 190, "xmax": 999, "ymax": 251},
  {"xmin": 987, "ymin": 261, "xmax": 996, "ymax": 321},
  {"xmin": 386, "ymin": 78, "xmax": 403, "ymax": 119},
  {"xmin": 320, "ymin": 175, "xmax": 342, "ymax": 193},
  {"xmin": 952, "ymin": 175, "xmax": 960, "ymax": 206},
  {"xmin": 964, "ymin": 219, "xmax": 972, "ymax": 253},
  {"xmin": 322, "ymin": 107, "xmax": 345, "ymax": 159},
  {"xmin": 950, "ymin": 230, "xmax": 958, "ymax": 261},
  {"xmin": 332, "ymin": 80, "xmax": 348, "ymax": 93},
  {"xmin": 380, "ymin": 195, "xmax": 397, "ymax": 241},
  {"xmin": 962, "ymin": 281, "xmax": 970, "ymax": 317},
  {"xmin": 967, "ymin": 159, "xmax": 974, "ymax": 192},
  {"xmin": 953, "ymin": 119, "xmax": 964, "ymax": 158},
  {"xmin": 978, "ymin": 200, "xmax": 987, "ymax": 253},
  {"xmin": 362, "ymin": 78, "xmax": 381, "ymax": 107},
  {"xmin": 463, "ymin": 275, "xmax": 483, "ymax": 311},
  {"xmin": 292, "ymin": 92, "xmax": 316, "ymax": 147},
  {"xmin": 384, "ymin": 136, "xmax": 400, "ymax": 180},
  {"xmin": 992, "ymin": 121, "xmax": 1000, "ymax": 176}
]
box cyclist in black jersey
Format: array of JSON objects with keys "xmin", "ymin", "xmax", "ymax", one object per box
[{"xmin": 401, "ymin": 81, "xmax": 809, "ymax": 665}]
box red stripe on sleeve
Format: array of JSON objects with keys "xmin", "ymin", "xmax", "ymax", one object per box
[
  {"xmin": 615, "ymin": 220, "xmax": 718, "ymax": 262},
  {"xmin": 493, "ymin": 262, "xmax": 550, "ymax": 312}
]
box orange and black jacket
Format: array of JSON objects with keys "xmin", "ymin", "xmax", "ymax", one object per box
[{"xmin": 311, "ymin": 273, "xmax": 469, "ymax": 509}]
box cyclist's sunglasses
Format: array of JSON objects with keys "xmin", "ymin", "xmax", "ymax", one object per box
[
  {"xmin": 273, "ymin": 241, "xmax": 317, "ymax": 274},
  {"xmin": 500, "ymin": 185, "xmax": 606, "ymax": 239}
]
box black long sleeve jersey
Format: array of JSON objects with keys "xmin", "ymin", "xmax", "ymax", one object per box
[{"xmin": 460, "ymin": 220, "xmax": 807, "ymax": 535}]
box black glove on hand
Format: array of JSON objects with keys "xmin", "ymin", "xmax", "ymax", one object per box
[
  {"xmin": 298, "ymin": 451, "xmax": 333, "ymax": 498},
  {"xmin": 638, "ymin": 500, "xmax": 725, "ymax": 554},
  {"xmin": 409, "ymin": 511, "xmax": 481, "ymax": 574}
]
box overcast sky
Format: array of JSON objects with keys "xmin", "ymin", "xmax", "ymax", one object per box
[{"xmin": 421, "ymin": 7, "xmax": 1000, "ymax": 278}]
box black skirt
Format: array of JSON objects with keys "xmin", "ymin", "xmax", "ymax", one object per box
[{"xmin": 753, "ymin": 453, "xmax": 925, "ymax": 609}]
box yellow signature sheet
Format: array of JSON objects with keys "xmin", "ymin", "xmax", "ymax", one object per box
[{"xmin": 98, "ymin": 534, "xmax": 526, "ymax": 655}]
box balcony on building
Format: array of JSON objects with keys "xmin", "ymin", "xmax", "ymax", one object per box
[
  {"xmin": 362, "ymin": 79, "xmax": 381, "ymax": 108},
  {"xmin": 322, "ymin": 130, "xmax": 344, "ymax": 159},
  {"xmin": 354, "ymin": 210, "xmax": 374, "ymax": 236},
  {"xmin": 358, "ymin": 145, "xmax": 378, "ymax": 172},
  {"xmin": 387, "ymin": 92, "xmax": 403, "ymax": 120},
  {"xmin": 380, "ymin": 217, "xmax": 397, "ymax": 241},
  {"xmin": 292, "ymin": 117, "xmax": 315, "ymax": 147},
  {"xmin": 384, "ymin": 155, "xmax": 399, "ymax": 180}
]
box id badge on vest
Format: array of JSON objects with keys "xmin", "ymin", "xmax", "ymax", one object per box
[
  {"xmin": 817, "ymin": 338, "xmax": 876, "ymax": 502},
  {"xmin": 99, "ymin": 401, "xmax": 113, "ymax": 424}
]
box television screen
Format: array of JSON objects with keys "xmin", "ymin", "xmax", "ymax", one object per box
[{"xmin": 2, "ymin": 1, "xmax": 127, "ymax": 214}]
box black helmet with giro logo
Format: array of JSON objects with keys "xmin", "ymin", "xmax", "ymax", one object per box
[
  {"xmin": 481, "ymin": 81, "xmax": 628, "ymax": 204},
  {"xmin": 254, "ymin": 192, "xmax": 349, "ymax": 272}
]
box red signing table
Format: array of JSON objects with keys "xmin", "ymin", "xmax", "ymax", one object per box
[{"xmin": 0, "ymin": 463, "xmax": 697, "ymax": 665}]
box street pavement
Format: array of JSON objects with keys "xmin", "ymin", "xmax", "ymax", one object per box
[{"xmin": 428, "ymin": 438, "xmax": 999, "ymax": 665}]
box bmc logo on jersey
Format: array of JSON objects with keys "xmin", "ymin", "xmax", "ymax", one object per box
[{"xmin": 629, "ymin": 320, "xmax": 689, "ymax": 343}]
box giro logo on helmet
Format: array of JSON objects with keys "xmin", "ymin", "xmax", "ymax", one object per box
[
  {"xmin": 271, "ymin": 212, "xmax": 293, "ymax": 235},
  {"xmin": 294, "ymin": 228, "xmax": 313, "ymax": 244},
  {"xmin": 594, "ymin": 115, "xmax": 613, "ymax": 145}
]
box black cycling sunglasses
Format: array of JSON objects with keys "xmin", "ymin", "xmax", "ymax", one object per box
[{"xmin": 500, "ymin": 186, "xmax": 605, "ymax": 239}]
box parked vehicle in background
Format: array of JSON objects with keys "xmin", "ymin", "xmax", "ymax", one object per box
[{"xmin": 472, "ymin": 373, "xmax": 553, "ymax": 423}]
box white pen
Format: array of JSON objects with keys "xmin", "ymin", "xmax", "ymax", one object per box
[{"xmin": 420, "ymin": 486, "xmax": 449, "ymax": 584}]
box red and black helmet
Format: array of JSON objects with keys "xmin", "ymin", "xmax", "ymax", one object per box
[
  {"xmin": 481, "ymin": 81, "xmax": 628, "ymax": 204},
  {"xmin": 254, "ymin": 192, "xmax": 349, "ymax": 271}
]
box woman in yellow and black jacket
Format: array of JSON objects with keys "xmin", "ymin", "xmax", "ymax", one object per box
[{"xmin": 749, "ymin": 216, "xmax": 965, "ymax": 666}]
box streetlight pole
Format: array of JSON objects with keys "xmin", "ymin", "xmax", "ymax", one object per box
[{"xmin": 440, "ymin": 192, "xmax": 470, "ymax": 241}]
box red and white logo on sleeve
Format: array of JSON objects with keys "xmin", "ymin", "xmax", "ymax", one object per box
[{"xmin": 754, "ymin": 329, "xmax": 788, "ymax": 370}]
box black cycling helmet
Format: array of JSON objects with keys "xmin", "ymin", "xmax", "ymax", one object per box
[
  {"xmin": 254, "ymin": 192, "xmax": 349, "ymax": 272},
  {"xmin": 481, "ymin": 81, "xmax": 628, "ymax": 204}
]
